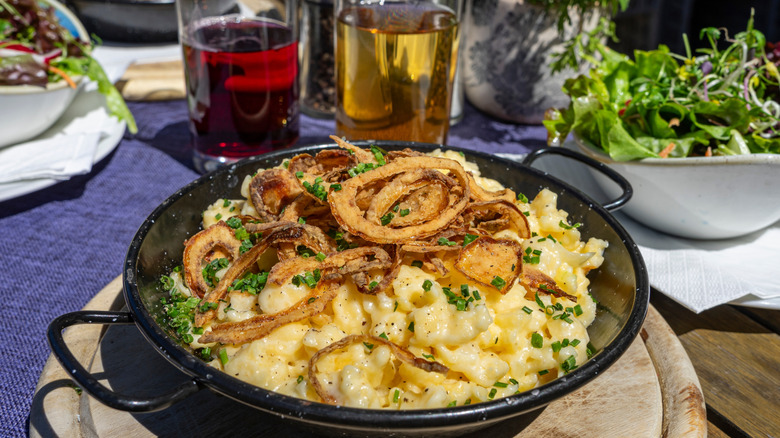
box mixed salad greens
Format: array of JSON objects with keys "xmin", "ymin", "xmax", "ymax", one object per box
[
  {"xmin": 544, "ymin": 12, "xmax": 780, "ymax": 160},
  {"xmin": 0, "ymin": 0, "xmax": 136, "ymax": 133}
]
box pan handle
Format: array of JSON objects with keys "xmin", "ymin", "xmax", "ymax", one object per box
[
  {"xmin": 47, "ymin": 310, "xmax": 201, "ymax": 412},
  {"xmin": 522, "ymin": 147, "xmax": 632, "ymax": 211}
]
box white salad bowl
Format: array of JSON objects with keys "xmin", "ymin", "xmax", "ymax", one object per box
[
  {"xmin": 572, "ymin": 135, "xmax": 780, "ymax": 240},
  {"xmin": 0, "ymin": 0, "xmax": 90, "ymax": 148}
]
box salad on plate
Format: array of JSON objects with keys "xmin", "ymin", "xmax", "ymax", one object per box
[
  {"xmin": 0, "ymin": 0, "xmax": 136, "ymax": 133},
  {"xmin": 545, "ymin": 12, "xmax": 779, "ymax": 161}
]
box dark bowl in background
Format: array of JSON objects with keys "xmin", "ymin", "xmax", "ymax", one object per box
[{"xmin": 64, "ymin": 0, "xmax": 178, "ymax": 43}]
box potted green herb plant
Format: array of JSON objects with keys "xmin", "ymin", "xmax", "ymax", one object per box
[{"xmin": 463, "ymin": 0, "xmax": 629, "ymax": 124}]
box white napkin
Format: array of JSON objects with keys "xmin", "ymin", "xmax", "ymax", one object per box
[
  {"xmin": 0, "ymin": 132, "xmax": 100, "ymax": 183},
  {"xmin": 500, "ymin": 150, "xmax": 780, "ymax": 313}
]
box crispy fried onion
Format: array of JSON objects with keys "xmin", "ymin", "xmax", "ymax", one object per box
[
  {"xmin": 308, "ymin": 334, "xmax": 449, "ymax": 405},
  {"xmin": 196, "ymin": 247, "xmax": 393, "ymax": 343},
  {"xmin": 455, "ymin": 237, "xmax": 522, "ymax": 294},
  {"xmin": 365, "ymin": 169, "xmax": 454, "ymax": 228},
  {"xmin": 249, "ymin": 168, "xmax": 304, "ymax": 222},
  {"xmin": 328, "ymin": 156, "xmax": 471, "ymax": 244},
  {"xmin": 183, "ymin": 221, "xmax": 242, "ymax": 298},
  {"xmin": 199, "ymin": 280, "xmax": 340, "ymax": 345},
  {"xmin": 467, "ymin": 172, "xmax": 516, "ymax": 203},
  {"xmin": 465, "ymin": 200, "xmax": 530, "ymax": 238},
  {"xmin": 521, "ymin": 266, "xmax": 578, "ymax": 302},
  {"xmin": 244, "ymin": 222, "xmax": 337, "ymax": 261}
]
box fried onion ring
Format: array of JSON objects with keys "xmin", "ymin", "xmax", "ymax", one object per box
[
  {"xmin": 308, "ymin": 334, "xmax": 449, "ymax": 405},
  {"xmin": 183, "ymin": 221, "xmax": 242, "ymax": 298},
  {"xmin": 328, "ymin": 157, "xmax": 471, "ymax": 244},
  {"xmin": 198, "ymin": 280, "xmax": 340, "ymax": 345},
  {"xmin": 249, "ymin": 168, "xmax": 304, "ymax": 222},
  {"xmin": 521, "ymin": 266, "xmax": 578, "ymax": 302}
]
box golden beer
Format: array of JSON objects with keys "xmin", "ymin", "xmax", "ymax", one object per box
[{"xmin": 335, "ymin": 4, "xmax": 459, "ymax": 143}]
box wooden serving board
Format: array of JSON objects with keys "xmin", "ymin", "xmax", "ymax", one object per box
[{"xmin": 30, "ymin": 277, "xmax": 706, "ymax": 437}]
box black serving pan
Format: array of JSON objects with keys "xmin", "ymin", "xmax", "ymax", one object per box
[{"xmin": 49, "ymin": 143, "xmax": 648, "ymax": 436}]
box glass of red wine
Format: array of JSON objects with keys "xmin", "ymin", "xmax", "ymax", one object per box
[{"xmin": 177, "ymin": 0, "xmax": 299, "ymax": 173}]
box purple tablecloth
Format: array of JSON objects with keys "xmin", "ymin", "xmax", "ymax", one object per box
[{"xmin": 0, "ymin": 99, "xmax": 546, "ymax": 437}]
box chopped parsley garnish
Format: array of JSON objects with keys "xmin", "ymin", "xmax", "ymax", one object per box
[
  {"xmin": 559, "ymin": 220, "xmax": 582, "ymax": 230},
  {"xmin": 490, "ymin": 275, "xmax": 506, "ymax": 289},
  {"xmin": 462, "ymin": 233, "xmax": 478, "ymax": 246},
  {"xmin": 531, "ymin": 332, "xmax": 543, "ymax": 348},
  {"xmin": 202, "ymin": 258, "xmax": 229, "ymax": 287}
]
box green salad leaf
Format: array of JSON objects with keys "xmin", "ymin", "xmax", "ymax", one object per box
[{"xmin": 545, "ymin": 11, "xmax": 780, "ymax": 160}]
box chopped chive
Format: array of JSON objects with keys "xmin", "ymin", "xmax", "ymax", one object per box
[
  {"xmin": 559, "ymin": 220, "xmax": 582, "ymax": 230},
  {"xmin": 381, "ymin": 212, "xmax": 394, "ymax": 226},
  {"xmin": 522, "ymin": 306, "xmax": 533, "ymax": 314},
  {"xmin": 509, "ymin": 378, "xmax": 518, "ymax": 385},
  {"xmin": 464, "ymin": 398, "xmax": 472, "ymax": 405},
  {"xmin": 488, "ymin": 388, "xmax": 497, "ymax": 399},
  {"xmin": 491, "ymin": 276, "xmax": 506, "ymax": 289},
  {"xmin": 538, "ymin": 369, "xmax": 549, "ymax": 376},
  {"xmin": 219, "ymin": 349, "xmax": 229, "ymax": 365},
  {"xmin": 393, "ymin": 301, "xmax": 399, "ymax": 312},
  {"xmin": 573, "ymin": 304, "xmax": 583, "ymax": 316},
  {"xmin": 408, "ymin": 321, "xmax": 415, "ymax": 332},
  {"xmin": 570, "ymin": 339, "xmax": 581, "ymax": 347},
  {"xmin": 316, "ymin": 252, "xmax": 327, "ymax": 261},
  {"xmin": 447, "ymin": 400, "xmax": 457, "ymax": 407},
  {"xmin": 297, "ymin": 375, "xmax": 304, "ymax": 384},
  {"xmin": 437, "ymin": 237, "xmax": 457, "ymax": 246},
  {"xmin": 531, "ymin": 332, "xmax": 543, "ymax": 348},
  {"xmin": 423, "ymin": 353, "xmax": 435, "ymax": 360},
  {"xmin": 295, "ymin": 171, "xmax": 303, "ymax": 179},
  {"xmin": 472, "ymin": 290, "xmax": 481, "ymax": 300},
  {"xmin": 215, "ymin": 213, "xmax": 222, "ymax": 220},
  {"xmin": 399, "ymin": 208, "xmax": 410, "ymax": 217},
  {"xmin": 551, "ymin": 341, "xmax": 562, "ymax": 353},
  {"xmin": 393, "ymin": 389, "xmax": 400, "ymax": 403},
  {"xmin": 517, "ymin": 193, "xmax": 529, "ymax": 203},
  {"xmin": 493, "ymin": 381, "xmax": 508, "ymax": 388},
  {"xmin": 363, "ymin": 342, "xmax": 374, "ymax": 350},
  {"xmin": 331, "ymin": 183, "xmax": 342, "ymax": 191},
  {"xmin": 411, "ymin": 260, "xmax": 423, "ymax": 268},
  {"xmin": 462, "ymin": 233, "xmax": 478, "ymax": 246},
  {"xmin": 222, "ymin": 199, "xmax": 231, "ymax": 207},
  {"xmin": 422, "ymin": 279, "xmax": 433, "ymax": 291},
  {"xmin": 379, "ymin": 332, "xmax": 388, "ymax": 340}
]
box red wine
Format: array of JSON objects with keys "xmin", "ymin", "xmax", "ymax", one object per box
[{"xmin": 183, "ymin": 17, "xmax": 299, "ymax": 171}]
